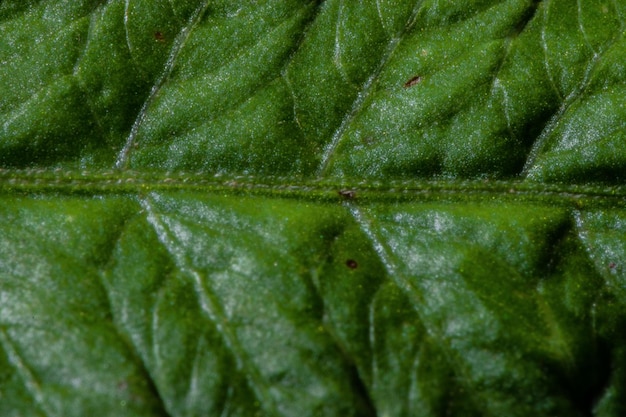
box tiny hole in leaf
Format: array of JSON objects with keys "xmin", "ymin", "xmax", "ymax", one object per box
[
  {"xmin": 403, "ymin": 75, "xmax": 422, "ymax": 88},
  {"xmin": 346, "ymin": 259, "xmax": 358, "ymax": 269}
]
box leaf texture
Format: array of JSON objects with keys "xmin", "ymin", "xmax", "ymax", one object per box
[{"xmin": 1, "ymin": 0, "xmax": 626, "ymax": 416}]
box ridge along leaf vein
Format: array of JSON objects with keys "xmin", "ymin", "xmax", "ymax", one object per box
[
  {"xmin": 2, "ymin": 12, "xmax": 100, "ymax": 138},
  {"xmin": 374, "ymin": 0, "xmax": 389, "ymax": 37},
  {"xmin": 124, "ymin": 0, "xmax": 148, "ymax": 80},
  {"xmin": 576, "ymin": 0, "xmax": 597, "ymax": 56},
  {"xmin": 170, "ymin": 3, "xmax": 318, "ymax": 142},
  {"xmin": 2, "ymin": 170, "xmax": 626, "ymax": 205},
  {"xmin": 490, "ymin": 36, "xmax": 519, "ymax": 147},
  {"xmin": 114, "ymin": 0, "xmax": 212, "ymax": 170},
  {"xmin": 347, "ymin": 204, "xmax": 490, "ymax": 403},
  {"xmin": 349, "ymin": 203, "xmax": 556, "ymax": 413},
  {"xmin": 0, "ymin": 329, "xmax": 49, "ymax": 417},
  {"xmin": 282, "ymin": 2, "xmax": 328, "ymax": 138},
  {"xmin": 333, "ymin": 0, "xmax": 354, "ymax": 87},
  {"xmin": 523, "ymin": 5, "xmax": 625, "ymax": 175},
  {"xmin": 73, "ymin": 11, "xmax": 107, "ymax": 140},
  {"xmin": 315, "ymin": 1, "xmax": 424, "ymax": 178},
  {"xmin": 140, "ymin": 195, "xmax": 278, "ymax": 416},
  {"xmin": 539, "ymin": 0, "xmax": 563, "ymax": 102},
  {"xmin": 94, "ymin": 213, "xmax": 172, "ymax": 416},
  {"xmin": 485, "ymin": 1, "xmax": 545, "ymax": 152}
]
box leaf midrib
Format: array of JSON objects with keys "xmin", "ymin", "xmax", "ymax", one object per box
[{"xmin": 1, "ymin": 169, "xmax": 625, "ymax": 208}]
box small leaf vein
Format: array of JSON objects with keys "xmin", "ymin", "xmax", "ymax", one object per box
[
  {"xmin": 141, "ymin": 196, "xmax": 278, "ymax": 416},
  {"xmin": 115, "ymin": 0, "xmax": 212, "ymax": 170},
  {"xmin": 316, "ymin": 1, "xmax": 424, "ymax": 177},
  {"xmin": 0, "ymin": 328, "xmax": 48, "ymax": 417}
]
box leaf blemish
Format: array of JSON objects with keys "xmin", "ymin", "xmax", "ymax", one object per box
[
  {"xmin": 346, "ymin": 259, "xmax": 358, "ymax": 269},
  {"xmin": 338, "ymin": 189, "xmax": 356, "ymax": 199},
  {"xmin": 154, "ymin": 31, "xmax": 166, "ymax": 42},
  {"xmin": 403, "ymin": 75, "xmax": 422, "ymax": 88}
]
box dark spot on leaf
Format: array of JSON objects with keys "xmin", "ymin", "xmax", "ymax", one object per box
[
  {"xmin": 403, "ymin": 75, "xmax": 422, "ymax": 88},
  {"xmin": 154, "ymin": 31, "xmax": 165, "ymax": 42},
  {"xmin": 346, "ymin": 259, "xmax": 358, "ymax": 269},
  {"xmin": 339, "ymin": 189, "xmax": 356, "ymax": 199},
  {"xmin": 609, "ymin": 262, "xmax": 617, "ymax": 269}
]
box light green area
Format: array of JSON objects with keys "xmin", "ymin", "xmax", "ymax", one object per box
[{"xmin": 1, "ymin": 0, "xmax": 625, "ymax": 415}]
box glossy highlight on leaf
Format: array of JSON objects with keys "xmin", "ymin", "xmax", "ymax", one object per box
[{"xmin": 1, "ymin": 1, "xmax": 626, "ymax": 416}]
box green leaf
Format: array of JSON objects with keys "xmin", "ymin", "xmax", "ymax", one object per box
[{"xmin": 1, "ymin": 1, "xmax": 625, "ymax": 415}]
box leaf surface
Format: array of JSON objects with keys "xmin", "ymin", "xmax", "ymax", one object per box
[{"xmin": 1, "ymin": 1, "xmax": 625, "ymax": 415}]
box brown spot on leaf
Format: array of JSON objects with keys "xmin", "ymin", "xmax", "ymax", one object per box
[
  {"xmin": 154, "ymin": 31, "xmax": 166, "ymax": 42},
  {"xmin": 338, "ymin": 189, "xmax": 356, "ymax": 199},
  {"xmin": 403, "ymin": 75, "xmax": 422, "ymax": 88},
  {"xmin": 346, "ymin": 259, "xmax": 358, "ymax": 269}
]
